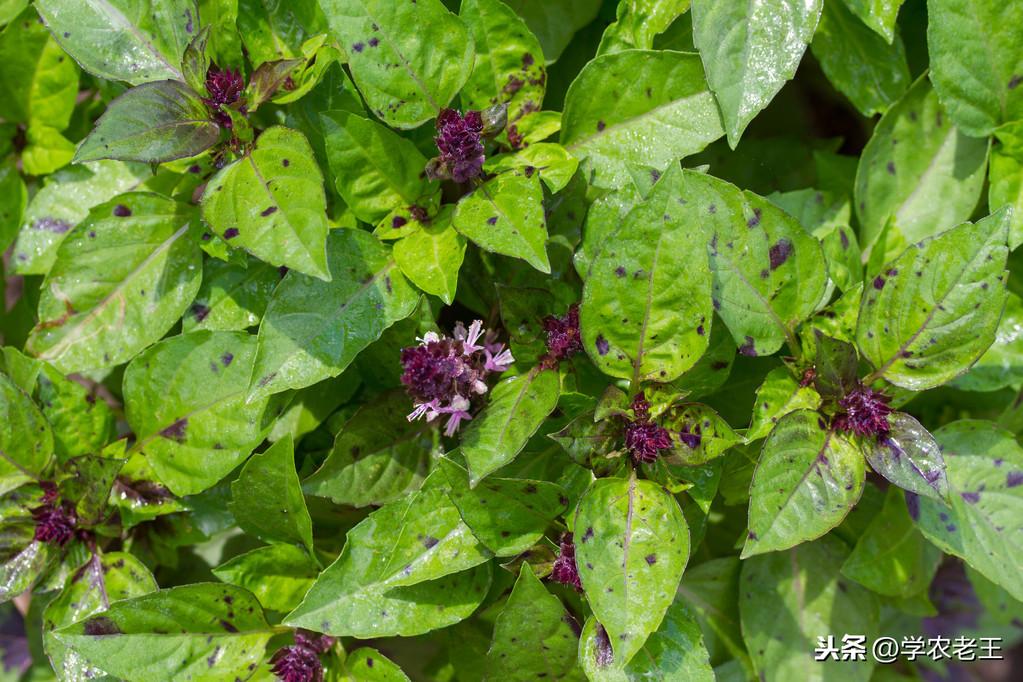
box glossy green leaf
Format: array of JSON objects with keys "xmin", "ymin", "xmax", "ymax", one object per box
[
  {"xmin": 248, "ymin": 229, "xmax": 419, "ymax": 399},
  {"xmin": 579, "ymin": 599, "xmax": 713, "ymax": 681},
  {"xmin": 43, "ymin": 552, "xmax": 158, "ymax": 681},
  {"xmin": 597, "ymin": 0, "xmax": 691, "ymax": 55},
  {"xmin": 124, "ymin": 331, "xmax": 284, "ymax": 496},
  {"xmin": 684, "ymin": 170, "xmax": 829, "ymax": 358},
  {"xmin": 461, "ymin": 367, "xmax": 560, "ymax": 486},
  {"xmin": 318, "ymin": 0, "xmax": 474, "ymax": 128},
  {"xmin": 840, "ymin": 0, "xmax": 904, "ymax": 43},
  {"xmin": 37, "ymin": 363, "xmax": 116, "ymax": 461},
  {"xmin": 676, "ymin": 557, "xmax": 748, "ymax": 672},
  {"xmin": 740, "ymin": 536, "xmax": 879, "ymax": 682},
  {"xmin": 54, "ymin": 584, "xmax": 274, "ymax": 682},
  {"xmin": 862, "ymin": 412, "xmax": 949, "ymax": 501},
  {"xmin": 487, "ymin": 563, "xmax": 582, "ymax": 681},
  {"xmin": 202, "ymin": 126, "xmax": 330, "ymax": 280},
  {"xmin": 810, "ymin": 0, "xmax": 910, "ymax": 116},
  {"xmin": 691, "ymin": 0, "xmax": 822, "ymax": 147},
  {"xmin": 854, "ymin": 76, "xmax": 989, "ymax": 247},
  {"xmin": 10, "ymin": 160, "xmax": 151, "ymax": 276},
  {"xmin": 661, "ymin": 403, "xmax": 741, "ymax": 466},
  {"xmin": 26, "ymin": 193, "xmax": 201, "ymax": 373},
  {"xmin": 453, "ymin": 170, "xmax": 550, "ymax": 273},
  {"xmin": 484, "ymin": 143, "xmax": 579, "ymax": 194},
  {"xmin": 0, "ymin": 372, "xmax": 54, "ymax": 494},
  {"xmin": 285, "ymin": 484, "xmax": 492, "ymax": 637},
  {"xmin": 75, "ymin": 80, "xmax": 220, "ymax": 164},
  {"xmin": 841, "ymin": 487, "xmax": 941, "ymax": 597},
  {"xmin": 229, "ymin": 435, "xmax": 313, "ymax": 552},
  {"xmin": 303, "ymin": 392, "xmax": 435, "ymax": 507},
  {"xmin": 320, "ymin": 110, "xmax": 436, "ymax": 224},
  {"xmin": 743, "ymin": 409, "xmax": 865, "ymax": 558},
  {"xmin": 440, "ymin": 457, "xmax": 568, "ymax": 557},
  {"xmin": 579, "ymin": 165, "xmax": 713, "ymax": 383},
  {"xmin": 182, "ymin": 257, "xmax": 280, "ymax": 333},
  {"xmin": 213, "ymin": 544, "xmax": 318, "ymax": 613},
  {"xmin": 393, "ymin": 208, "xmax": 466, "ymax": 304},
  {"xmin": 574, "ymin": 476, "xmax": 690, "ymax": 665},
  {"xmin": 746, "ymin": 367, "xmax": 820, "ymax": 442},
  {"xmin": 856, "ymin": 210, "xmax": 1009, "ymax": 390},
  {"xmin": 914, "ymin": 420, "xmax": 1023, "ymax": 602},
  {"xmin": 951, "ymin": 291, "xmax": 1023, "ymax": 391},
  {"xmin": 0, "ymin": 6, "xmax": 79, "ymax": 129},
  {"xmin": 989, "ymin": 138, "xmax": 1023, "ymax": 251},
  {"xmin": 342, "ymin": 648, "xmax": 411, "ymax": 681},
  {"xmin": 927, "ymin": 0, "xmax": 1023, "ymax": 137},
  {"xmin": 562, "ymin": 50, "xmax": 723, "ymax": 189},
  {"xmin": 35, "ymin": 0, "xmax": 192, "ymax": 85}
]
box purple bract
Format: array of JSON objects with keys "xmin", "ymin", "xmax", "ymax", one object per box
[
  {"xmin": 435, "ymin": 109, "xmax": 485, "ymax": 183},
  {"xmin": 400, "ymin": 320, "xmax": 513, "ymax": 436},
  {"xmin": 270, "ymin": 631, "xmax": 334, "ymax": 682},
  {"xmin": 204, "ymin": 66, "xmax": 244, "ymax": 128},
  {"xmin": 833, "ymin": 384, "xmax": 893, "ymax": 438},
  {"xmin": 551, "ymin": 533, "xmax": 582, "ymax": 591},
  {"xmin": 624, "ymin": 395, "xmax": 673, "ymax": 464},
  {"xmin": 31, "ymin": 485, "xmax": 76, "ymax": 547},
  {"xmin": 542, "ymin": 304, "xmax": 583, "ymax": 366}
]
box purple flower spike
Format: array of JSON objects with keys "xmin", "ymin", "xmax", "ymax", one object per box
[
  {"xmin": 624, "ymin": 395, "xmax": 673, "ymax": 464},
  {"xmin": 551, "ymin": 533, "xmax": 582, "ymax": 591},
  {"xmin": 31, "ymin": 485, "xmax": 76, "ymax": 547},
  {"xmin": 435, "ymin": 109, "xmax": 485, "ymax": 182},
  {"xmin": 833, "ymin": 384, "xmax": 893, "ymax": 438},
  {"xmin": 270, "ymin": 631, "xmax": 334, "ymax": 682},
  {"xmin": 400, "ymin": 320, "xmax": 513, "ymax": 436},
  {"xmin": 203, "ymin": 65, "xmax": 244, "ymax": 128},
  {"xmin": 542, "ymin": 304, "xmax": 583, "ymax": 367}
]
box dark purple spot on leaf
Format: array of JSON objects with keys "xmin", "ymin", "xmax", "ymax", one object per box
[
  {"xmin": 113, "ymin": 204, "xmax": 132, "ymax": 217},
  {"xmin": 353, "ymin": 42, "xmax": 364, "ymax": 52},
  {"xmin": 160, "ymin": 418, "xmax": 188, "ymax": 443},
  {"xmin": 961, "ymin": 491, "xmax": 980, "ymax": 504},
  {"xmin": 873, "ymin": 276, "xmax": 885, "ymax": 290},
  {"xmin": 224, "ymin": 228, "xmax": 240, "ymax": 239},
  {"xmin": 595, "ymin": 335, "xmax": 609, "ymax": 355},
  {"xmin": 738, "ymin": 336, "xmax": 757, "ymax": 357},
  {"xmin": 487, "ymin": 216, "xmax": 498, "ymax": 225},
  {"xmin": 747, "ymin": 208, "xmax": 761, "ymax": 228},
  {"xmin": 1007, "ymin": 471, "xmax": 1023, "ymax": 488},
  {"xmin": 769, "ymin": 239, "xmax": 792, "ymax": 270},
  {"xmin": 83, "ymin": 617, "xmax": 120, "ymax": 636},
  {"xmin": 596, "ymin": 120, "xmax": 606, "ymax": 131},
  {"xmin": 261, "ymin": 206, "xmax": 278, "ymax": 217}
]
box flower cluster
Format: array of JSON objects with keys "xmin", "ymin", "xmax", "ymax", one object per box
[
  {"xmin": 833, "ymin": 384, "xmax": 893, "ymax": 438},
  {"xmin": 541, "ymin": 304, "xmax": 583, "ymax": 368},
  {"xmin": 270, "ymin": 631, "xmax": 335, "ymax": 682},
  {"xmin": 624, "ymin": 394, "xmax": 673, "ymax": 464},
  {"xmin": 203, "ymin": 65, "xmax": 244, "ymax": 128},
  {"xmin": 433, "ymin": 109, "xmax": 485, "ymax": 183},
  {"xmin": 31, "ymin": 484, "xmax": 76, "ymax": 547},
  {"xmin": 551, "ymin": 533, "xmax": 582, "ymax": 591},
  {"xmin": 400, "ymin": 320, "xmax": 514, "ymax": 436}
]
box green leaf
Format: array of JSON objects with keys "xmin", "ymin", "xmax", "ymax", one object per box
[
  {"xmin": 124, "ymin": 331, "xmax": 285, "ymax": 497},
  {"xmin": 856, "ymin": 210, "xmax": 1010, "ymax": 390},
  {"xmin": 0, "ymin": 541, "xmax": 57, "ymax": 602},
  {"xmin": 440, "ymin": 457, "xmax": 567, "ymax": 557},
  {"xmin": 684, "ymin": 170, "xmax": 829, "ymax": 358},
  {"xmin": 990, "ymin": 137, "xmax": 1023, "ymax": 251},
  {"xmin": 303, "ymin": 392, "xmax": 435, "ymax": 507},
  {"xmin": 43, "ymin": 552, "xmax": 157, "ymax": 682},
  {"xmin": 839, "ymin": 0, "xmax": 904, "ymax": 43},
  {"xmin": 461, "ymin": 367, "xmax": 560, "ymax": 486},
  {"xmin": 810, "ymin": 331, "xmax": 859, "ymax": 402},
  {"xmin": 393, "ymin": 208, "xmax": 466, "ymax": 304},
  {"xmin": 10, "ymin": 160, "xmax": 151, "ymax": 276},
  {"xmin": 460, "ymin": 0, "xmax": 546, "ymax": 122},
  {"xmin": 0, "ymin": 373, "xmax": 54, "ymax": 494},
  {"xmin": 661, "ymin": 403, "xmax": 741, "ymax": 466},
  {"xmin": 579, "ymin": 165, "xmax": 713, "ymax": 383},
  {"xmin": 21, "ymin": 123, "xmax": 75, "ymax": 175},
  {"xmin": 862, "ymin": 413, "xmax": 949, "ymax": 501},
  {"xmin": 201, "ymin": 126, "xmax": 330, "ymax": 280},
  {"xmin": 213, "ymin": 544, "xmax": 319, "ymax": 613},
  {"xmin": 0, "ymin": 162, "xmax": 26, "ymax": 252},
  {"xmin": 914, "ymin": 420, "xmax": 1023, "ymax": 602},
  {"xmin": 927, "ymin": 0, "xmax": 1023, "ymax": 137},
  {"xmin": 54, "ymin": 584, "xmax": 274, "ymax": 682},
  {"xmin": 502, "ymin": 0, "xmax": 600, "ymax": 62},
  {"xmin": 342, "ymin": 648, "xmax": 411, "ymax": 681},
  {"xmin": 320, "ymin": 110, "xmax": 436, "ymax": 224},
  {"xmin": 35, "ymin": 0, "xmax": 192, "ymax": 85},
  {"xmin": 452, "ymin": 170, "xmax": 550, "ymax": 274},
  {"xmin": 74, "ymin": 80, "xmax": 219, "ymax": 164},
  {"xmin": 484, "ymin": 143, "xmax": 579, "ymax": 194},
  {"xmin": 26, "ymin": 193, "xmax": 202, "ymax": 373},
  {"xmin": 285, "ymin": 484, "xmax": 492, "ymax": 637},
  {"xmin": 951, "ymin": 291, "xmax": 1023, "ymax": 391},
  {"xmin": 579, "ymin": 599, "xmax": 714, "ymax": 681},
  {"xmin": 561, "ymin": 50, "xmax": 724, "ymax": 189},
  {"xmin": 841, "ymin": 487, "xmax": 941, "ymax": 597},
  {"xmin": 317, "ymin": 0, "xmax": 474, "ymax": 128},
  {"xmin": 236, "ymin": 0, "xmax": 308, "ymax": 64},
  {"xmin": 37, "ymin": 363, "xmax": 116, "ymax": 460},
  {"xmin": 248, "ymin": 228, "xmax": 419, "ymax": 399},
  {"xmin": 182, "ymin": 256, "xmax": 280, "ymax": 333},
  {"xmin": 748, "ymin": 368, "xmax": 818, "ymax": 443},
  {"xmin": 229, "ymin": 435, "xmax": 313, "ymax": 552},
  {"xmin": 597, "ymin": 0, "xmax": 691, "ymax": 55},
  {"xmin": 61, "ymin": 454, "xmax": 123, "ymax": 524},
  {"xmin": 740, "ymin": 536, "xmax": 879, "ymax": 682},
  {"xmin": 574, "ymin": 476, "xmax": 690, "ymax": 665},
  {"xmin": 676, "ymin": 557, "xmax": 750, "ymax": 672},
  {"xmin": 853, "ymin": 75, "xmax": 989, "ymax": 247},
  {"xmin": 810, "ymin": 0, "xmax": 910, "ymax": 116},
  {"xmin": 0, "ymin": 6, "xmax": 79, "ymax": 129},
  {"xmin": 487, "ymin": 563, "xmax": 582, "ymax": 681},
  {"xmin": 743, "ymin": 409, "xmax": 865, "ymax": 558},
  {"xmin": 691, "ymin": 0, "xmax": 822, "ymax": 147}
]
